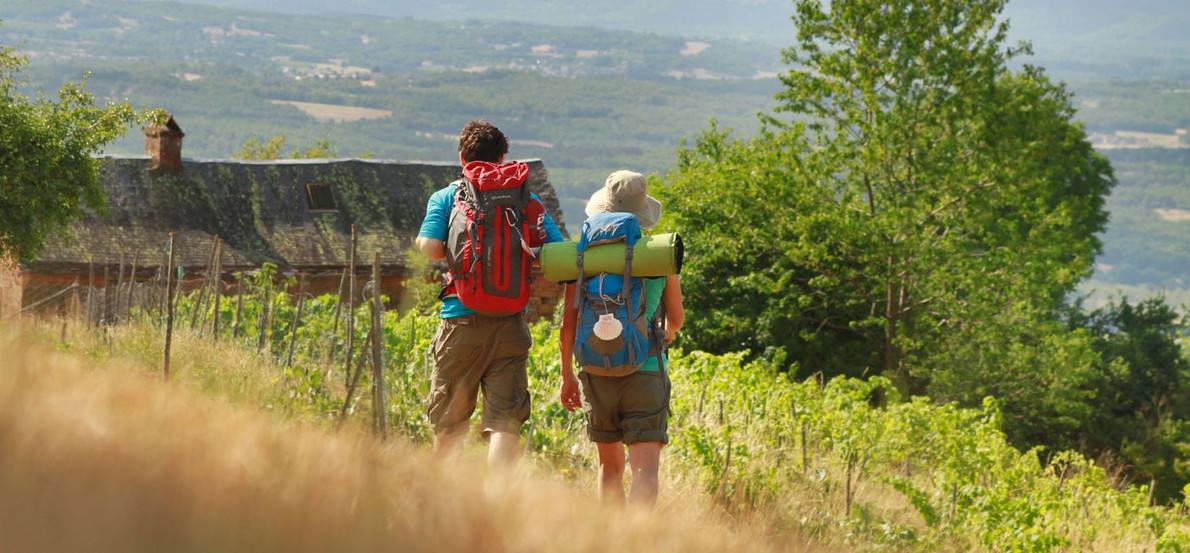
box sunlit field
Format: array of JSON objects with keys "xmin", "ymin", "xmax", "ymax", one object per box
[
  {"xmin": 0, "ymin": 321, "xmax": 824, "ymax": 553},
  {"xmin": 2, "ymin": 303, "xmax": 1186, "ymax": 552}
]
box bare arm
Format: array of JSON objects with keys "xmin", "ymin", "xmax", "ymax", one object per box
[
  {"xmin": 560, "ymin": 284, "xmax": 579, "ymax": 369},
  {"xmin": 416, "ymin": 236, "xmax": 446, "ymax": 261},
  {"xmin": 662, "ymin": 274, "xmax": 684, "ymax": 343},
  {"xmin": 558, "ymin": 283, "xmax": 581, "ymax": 411}
]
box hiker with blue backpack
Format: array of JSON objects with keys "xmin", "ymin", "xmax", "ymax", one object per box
[
  {"xmin": 558, "ymin": 170, "xmax": 685, "ymax": 507},
  {"xmin": 416, "ymin": 119, "xmax": 564, "ymax": 468}
]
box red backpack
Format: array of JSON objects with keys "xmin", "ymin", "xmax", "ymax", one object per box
[{"xmin": 443, "ymin": 161, "xmax": 546, "ymax": 315}]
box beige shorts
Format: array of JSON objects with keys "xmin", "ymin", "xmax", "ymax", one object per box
[
  {"xmin": 426, "ymin": 312, "xmax": 532, "ymax": 438},
  {"xmin": 578, "ymin": 369, "xmax": 670, "ymax": 445}
]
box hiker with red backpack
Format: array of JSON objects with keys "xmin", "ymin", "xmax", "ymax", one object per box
[
  {"xmin": 415, "ymin": 120, "xmax": 564, "ymax": 468},
  {"xmin": 558, "ymin": 170, "xmax": 685, "ymax": 507}
]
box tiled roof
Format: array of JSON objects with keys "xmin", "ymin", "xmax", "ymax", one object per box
[{"xmin": 24, "ymin": 156, "xmax": 567, "ymax": 276}]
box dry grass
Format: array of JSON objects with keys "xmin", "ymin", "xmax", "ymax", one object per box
[{"xmin": 0, "ymin": 324, "xmax": 828, "ymax": 553}]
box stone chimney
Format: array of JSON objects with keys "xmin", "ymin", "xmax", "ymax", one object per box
[{"xmin": 144, "ymin": 115, "xmax": 185, "ymax": 172}]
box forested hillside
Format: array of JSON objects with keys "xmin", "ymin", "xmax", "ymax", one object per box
[
  {"xmin": 0, "ymin": 0, "xmax": 782, "ymax": 226},
  {"xmin": 121, "ymin": 0, "xmax": 1190, "ymax": 79},
  {"xmin": 4, "ymin": 0, "xmax": 1190, "ymax": 294},
  {"xmin": 1094, "ymin": 149, "xmax": 1190, "ymax": 289},
  {"xmin": 119, "ymin": 0, "xmax": 805, "ymax": 42}
]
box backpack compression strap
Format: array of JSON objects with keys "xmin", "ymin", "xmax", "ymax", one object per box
[
  {"xmin": 504, "ymin": 207, "xmax": 534, "ymax": 256},
  {"xmin": 650, "ymin": 296, "xmax": 668, "ymax": 373},
  {"xmin": 623, "ymin": 246, "xmax": 636, "ymax": 367},
  {"xmin": 461, "ymin": 179, "xmax": 483, "ymax": 278},
  {"xmin": 573, "ymin": 251, "xmax": 585, "ymax": 310}
]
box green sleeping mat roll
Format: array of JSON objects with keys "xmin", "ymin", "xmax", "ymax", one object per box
[{"xmin": 539, "ymin": 233, "xmax": 684, "ymax": 282}]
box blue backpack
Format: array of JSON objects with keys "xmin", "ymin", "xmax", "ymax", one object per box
[{"xmin": 573, "ymin": 212, "xmax": 666, "ymax": 377}]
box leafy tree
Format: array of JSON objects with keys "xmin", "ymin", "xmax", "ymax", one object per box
[
  {"xmin": 235, "ymin": 134, "xmax": 288, "ymax": 160},
  {"xmin": 657, "ymin": 0, "xmax": 1114, "ymax": 424},
  {"xmin": 234, "ymin": 134, "xmax": 373, "ymax": 160},
  {"xmin": 235, "ymin": 134, "xmax": 340, "ymax": 160},
  {"xmin": 0, "ymin": 37, "xmax": 157, "ymax": 262},
  {"xmin": 1062, "ymin": 296, "xmax": 1190, "ymax": 503}
]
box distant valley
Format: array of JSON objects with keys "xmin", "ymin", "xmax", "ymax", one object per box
[{"xmin": 2, "ymin": 0, "xmax": 1190, "ymax": 302}]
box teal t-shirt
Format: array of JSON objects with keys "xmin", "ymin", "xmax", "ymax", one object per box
[
  {"xmin": 417, "ymin": 182, "xmax": 564, "ymax": 318},
  {"xmin": 638, "ymin": 277, "xmax": 667, "ymax": 372}
]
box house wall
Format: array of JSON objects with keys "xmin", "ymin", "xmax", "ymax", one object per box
[{"xmin": 528, "ymin": 274, "xmax": 564, "ymax": 323}]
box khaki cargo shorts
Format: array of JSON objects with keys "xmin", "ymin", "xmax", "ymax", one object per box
[
  {"xmin": 578, "ymin": 369, "xmax": 670, "ymax": 445},
  {"xmin": 426, "ymin": 312, "xmax": 532, "ymax": 439}
]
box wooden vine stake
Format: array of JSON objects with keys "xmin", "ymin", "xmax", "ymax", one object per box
[
  {"xmin": 191, "ymin": 235, "xmax": 219, "ymax": 330},
  {"xmin": 716, "ymin": 437, "xmax": 733, "ymax": 504},
  {"xmin": 59, "ymin": 282, "xmax": 69, "ymax": 343},
  {"xmin": 102, "ymin": 267, "xmax": 110, "ymax": 326},
  {"xmin": 208, "ymin": 239, "xmax": 224, "ymax": 338},
  {"xmin": 370, "ymin": 252, "xmax": 387, "ymax": 439},
  {"xmin": 802, "ymin": 418, "xmax": 809, "ymax": 475},
  {"xmin": 256, "ymin": 274, "xmax": 272, "ymax": 352},
  {"xmin": 343, "ymin": 225, "xmax": 357, "ymax": 387},
  {"xmin": 115, "ymin": 251, "xmax": 125, "ymax": 323},
  {"xmin": 86, "ymin": 259, "xmax": 95, "ymax": 330},
  {"xmin": 337, "ymin": 332, "xmax": 373, "ymax": 429},
  {"xmin": 125, "ymin": 249, "xmax": 140, "ymax": 321},
  {"xmin": 325, "ymin": 267, "xmax": 348, "ymax": 365},
  {"xmin": 232, "ymin": 272, "xmax": 244, "ymax": 338},
  {"xmin": 162, "ymin": 233, "xmax": 177, "ymax": 380},
  {"xmin": 285, "ymin": 272, "xmax": 307, "ymax": 367},
  {"xmin": 70, "ymin": 276, "xmax": 81, "ymax": 321},
  {"xmin": 170, "ymin": 260, "xmax": 184, "ymax": 325},
  {"xmin": 845, "ymin": 452, "xmax": 856, "ymax": 516},
  {"xmin": 150, "ymin": 258, "xmax": 161, "ymax": 323}
]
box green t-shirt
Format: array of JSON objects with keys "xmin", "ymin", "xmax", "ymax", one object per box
[{"xmin": 639, "ymin": 277, "xmax": 667, "ymax": 372}]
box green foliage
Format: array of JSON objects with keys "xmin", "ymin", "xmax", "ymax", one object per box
[
  {"xmin": 1062, "ymin": 296, "xmax": 1190, "ymax": 503},
  {"xmin": 235, "ymin": 135, "xmax": 288, "ymax": 160},
  {"xmin": 105, "ymin": 283, "xmax": 1190, "ymax": 550},
  {"xmin": 663, "ymin": 350, "xmax": 1188, "ymax": 551},
  {"xmin": 234, "ymin": 134, "xmax": 351, "ymax": 160},
  {"xmin": 926, "ymin": 308, "xmax": 1100, "ymax": 450},
  {"xmin": 0, "ymin": 36, "xmax": 160, "ymax": 261},
  {"xmin": 657, "ymin": 0, "xmax": 1115, "ymax": 445},
  {"xmin": 655, "ymin": 125, "xmax": 876, "ymax": 377}
]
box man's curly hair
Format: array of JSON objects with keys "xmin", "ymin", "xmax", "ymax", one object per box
[{"xmin": 458, "ymin": 120, "xmax": 509, "ymax": 163}]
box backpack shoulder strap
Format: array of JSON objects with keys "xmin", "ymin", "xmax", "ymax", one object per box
[
  {"xmin": 454, "ymin": 177, "xmax": 477, "ymax": 206},
  {"xmin": 622, "ymin": 246, "xmax": 636, "ymax": 366},
  {"xmin": 649, "ymin": 280, "xmax": 669, "ymax": 372}
]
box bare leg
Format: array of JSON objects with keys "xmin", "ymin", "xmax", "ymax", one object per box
[
  {"xmin": 434, "ymin": 433, "xmax": 464, "ymax": 458},
  {"xmin": 595, "ymin": 442, "xmax": 626, "ymax": 505},
  {"xmin": 488, "ymin": 431, "xmax": 521, "ymax": 469},
  {"xmin": 626, "ymin": 441, "xmax": 663, "ymax": 508}
]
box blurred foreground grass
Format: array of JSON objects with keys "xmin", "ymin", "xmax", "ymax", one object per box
[{"xmin": 3, "ymin": 311, "xmax": 1187, "ymax": 552}]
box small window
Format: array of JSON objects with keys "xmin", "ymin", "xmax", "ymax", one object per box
[{"xmin": 306, "ymin": 182, "xmax": 337, "ymax": 211}]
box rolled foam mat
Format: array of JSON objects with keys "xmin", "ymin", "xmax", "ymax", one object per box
[{"xmin": 540, "ymin": 233, "xmax": 683, "ymax": 282}]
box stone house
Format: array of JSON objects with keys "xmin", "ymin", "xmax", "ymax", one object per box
[{"xmin": 11, "ymin": 117, "xmax": 568, "ymax": 321}]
